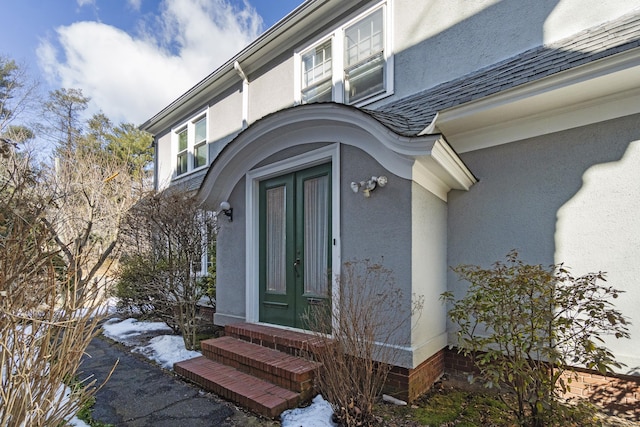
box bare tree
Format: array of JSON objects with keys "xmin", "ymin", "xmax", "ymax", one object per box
[
  {"xmin": 0, "ymin": 59, "xmax": 148, "ymax": 425},
  {"xmin": 42, "ymin": 146, "xmax": 138, "ymax": 302},
  {"xmin": 0, "ymin": 143, "xmax": 114, "ymax": 426}
]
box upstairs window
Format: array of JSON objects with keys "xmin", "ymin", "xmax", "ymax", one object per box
[
  {"xmin": 177, "ymin": 128, "xmax": 188, "ymax": 175},
  {"xmin": 344, "ymin": 8, "xmax": 384, "ymax": 104},
  {"xmin": 174, "ymin": 113, "xmax": 208, "ymax": 177},
  {"xmin": 302, "ymin": 40, "xmax": 333, "ymax": 103},
  {"xmin": 295, "ymin": 2, "xmax": 392, "ymax": 106},
  {"xmin": 194, "ymin": 117, "xmax": 207, "ymax": 169}
]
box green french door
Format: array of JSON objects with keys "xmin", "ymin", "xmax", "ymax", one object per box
[{"xmin": 259, "ymin": 163, "xmax": 332, "ymax": 329}]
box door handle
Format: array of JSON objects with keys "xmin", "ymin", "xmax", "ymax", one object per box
[{"xmin": 293, "ymin": 258, "xmax": 301, "ymax": 277}]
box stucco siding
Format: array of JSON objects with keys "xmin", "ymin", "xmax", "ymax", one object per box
[
  {"xmin": 209, "ymin": 86, "xmax": 243, "ymax": 142},
  {"xmin": 340, "ymin": 144, "xmax": 415, "ymax": 365},
  {"xmin": 390, "ymin": 0, "xmax": 640, "ymax": 103},
  {"xmin": 214, "ymin": 176, "xmax": 247, "ymax": 326},
  {"xmin": 340, "ymin": 144, "xmax": 412, "ymax": 289},
  {"xmin": 447, "ymin": 113, "xmax": 640, "ymax": 373},
  {"xmin": 247, "ymin": 54, "xmax": 295, "ymax": 124}
]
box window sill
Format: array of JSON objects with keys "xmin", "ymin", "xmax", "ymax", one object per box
[
  {"xmin": 172, "ymin": 164, "xmax": 209, "ymax": 182},
  {"xmin": 350, "ymin": 89, "xmax": 393, "ymax": 108}
]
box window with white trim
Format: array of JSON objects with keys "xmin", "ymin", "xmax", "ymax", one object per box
[
  {"xmin": 295, "ymin": 2, "xmax": 392, "ymax": 106},
  {"xmin": 302, "ymin": 40, "xmax": 333, "ymax": 103},
  {"xmin": 344, "ymin": 8, "xmax": 384, "ymax": 104},
  {"xmin": 174, "ymin": 114, "xmax": 208, "ymax": 176}
]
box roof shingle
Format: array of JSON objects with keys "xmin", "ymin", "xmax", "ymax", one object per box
[{"xmin": 369, "ymin": 9, "xmax": 640, "ymax": 136}]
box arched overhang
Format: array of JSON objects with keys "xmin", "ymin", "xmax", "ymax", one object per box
[{"xmin": 197, "ymin": 103, "xmax": 475, "ymax": 208}]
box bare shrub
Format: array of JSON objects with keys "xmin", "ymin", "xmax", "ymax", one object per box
[
  {"xmin": 303, "ymin": 259, "xmax": 423, "ymax": 427},
  {"xmin": 117, "ymin": 189, "xmax": 216, "ymax": 350},
  {"xmin": 0, "ymin": 144, "xmax": 112, "ymax": 426}
]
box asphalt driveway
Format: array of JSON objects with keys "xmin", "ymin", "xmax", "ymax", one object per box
[{"xmin": 80, "ymin": 336, "xmax": 278, "ymax": 427}]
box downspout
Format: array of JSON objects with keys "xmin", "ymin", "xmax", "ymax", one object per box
[
  {"xmin": 234, "ymin": 60, "xmax": 249, "ymax": 129},
  {"xmin": 151, "ymin": 136, "xmax": 159, "ymax": 190}
]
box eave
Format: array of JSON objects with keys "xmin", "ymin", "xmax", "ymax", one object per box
[
  {"xmin": 140, "ymin": 0, "xmax": 371, "ymax": 135},
  {"xmin": 197, "ymin": 103, "xmax": 476, "ymax": 207},
  {"xmin": 422, "ymin": 46, "xmax": 640, "ymax": 153}
]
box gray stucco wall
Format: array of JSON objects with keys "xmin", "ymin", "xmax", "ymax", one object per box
[
  {"xmin": 390, "ymin": 0, "xmax": 640, "ymax": 103},
  {"xmin": 209, "ymin": 86, "xmax": 243, "ymax": 140},
  {"xmin": 214, "ymin": 176, "xmax": 247, "ymax": 325},
  {"xmin": 340, "ymin": 144, "xmax": 414, "ymax": 354},
  {"xmin": 248, "ymin": 53, "xmax": 295, "ymax": 124},
  {"xmin": 340, "ymin": 144, "xmax": 412, "ymax": 276},
  {"xmin": 447, "ymin": 113, "xmax": 640, "ymax": 372},
  {"xmin": 155, "ymin": 130, "xmax": 173, "ymax": 190}
]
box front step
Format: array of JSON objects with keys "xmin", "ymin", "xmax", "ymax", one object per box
[
  {"xmin": 201, "ymin": 336, "xmax": 318, "ymax": 398},
  {"xmin": 173, "ymin": 323, "xmax": 322, "ymax": 419},
  {"xmin": 174, "ymin": 356, "xmax": 299, "ymax": 418},
  {"xmin": 225, "ymin": 322, "xmax": 326, "ymax": 357}
]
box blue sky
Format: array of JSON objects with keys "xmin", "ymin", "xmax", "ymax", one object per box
[{"xmin": 0, "ymin": 0, "xmax": 304, "ymax": 125}]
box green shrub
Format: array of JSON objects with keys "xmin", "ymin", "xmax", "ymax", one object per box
[{"xmin": 442, "ymin": 250, "xmax": 629, "ymax": 427}]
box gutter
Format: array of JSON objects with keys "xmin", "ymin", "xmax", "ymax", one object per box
[
  {"xmin": 139, "ymin": 0, "xmax": 328, "ymax": 133},
  {"xmin": 418, "ymin": 45, "xmax": 640, "ymax": 139}
]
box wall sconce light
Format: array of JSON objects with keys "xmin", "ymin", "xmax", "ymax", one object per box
[
  {"xmin": 219, "ymin": 201, "xmax": 233, "ymax": 222},
  {"xmin": 350, "ymin": 176, "xmax": 388, "ymax": 198}
]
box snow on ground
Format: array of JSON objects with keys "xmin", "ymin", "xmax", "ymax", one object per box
[
  {"xmin": 133, "ymin": 335, "xmax": 201, "ymax": 369},
  {"xmin": 281, "ymin": 395, "xmax": 337, "ymax": 427},
  {"xmin": 101, "ymin": 316, "xmax": 336, "ymax": 426},
  {"xmin": 68, "ymin": 416, "xmax": 90, "ymax": 426},
  {"xmin": 102, "ymin": 317, "xmax": 173, "ymax": 345}
]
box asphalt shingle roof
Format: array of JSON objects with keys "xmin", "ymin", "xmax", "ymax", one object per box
[{"xmin": 367, "ymin": 9, "xmax": 640, "ymax": 136}]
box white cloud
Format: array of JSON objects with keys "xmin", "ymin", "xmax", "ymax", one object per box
[
  {"xmin": 127, "ymin": 0, "xmax": 142, "ymax": 11},
  {"xmin": 37, "ymin": 0, "xmax": 263, "ymax": 125}
]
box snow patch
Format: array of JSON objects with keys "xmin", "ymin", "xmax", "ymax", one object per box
[
  {"xmin": 101, "ymin": 317, "xmax": 172, "ymax": 345},
  {"xmin": 133, "ymin": 335, "xmax": 201, "ymax": 369},
  {"xmin": 281, "ymin": 395, "xmax": 337, "ymax": 427}
]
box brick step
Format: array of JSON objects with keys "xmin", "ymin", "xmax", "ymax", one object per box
[
  {"xmin": 224, "ymin": 322, "xmax": 326, "ymax": 357},
  {"xmin": 174, "ymin": 356, "xmax": 300, "ymax": 419},
  {"xmin": 201, "ymin": 336, "xmax": 318, "ymax": 396}
]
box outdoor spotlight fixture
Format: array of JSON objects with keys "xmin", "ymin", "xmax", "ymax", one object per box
[
  {"xmin": 219, "ymin": 201, "xmax": 233, "ymax": 222},
  {"xmin": 350, "ymin": 175, "xmax": 388, "ymax": 198}
]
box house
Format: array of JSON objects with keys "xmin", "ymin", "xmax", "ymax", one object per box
[{"xmin": 141, "ymin": 0, "xmax": 640, "ymax": 418}]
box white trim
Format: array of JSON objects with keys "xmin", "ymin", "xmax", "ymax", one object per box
[
  {"xmin": 293, "ymin": 0, "xmax": 393, "ymax": 107},
  {"xmin": 245, "ymin": 145, "xmax": 341, "ymax": 327},
  {"xmin": 172, "ymin": 109, "xmax": 209, "ymax": 178},
  {"xmin": 413, "ymin": 137, "xmax": 477, "ymax": 201},
  {"xmin": 421, "ymin": 46, "xmax": 640, "ymax": 153},
  {"xmin": 295, "ymin": 33, "xmax": 336, "ymax": 105},
  {"xmin": 198, "ymin": 104, "xmax": 475, "ymax": 207},
  {"xmin": 234, "ymin": 61, "xmax": 250, "ymax": 129}
]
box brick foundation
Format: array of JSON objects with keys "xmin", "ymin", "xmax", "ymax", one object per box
[
  {"xmin": 559, "ymin": 368, "xmax": 640, "ymax": 420},
  {"xmin": 443, "ymin": 347, "xmax": 640, "ymax": 421},
  {"xmin": 384, "ymin": 348, "xmax": 446, "ymax": 402},
  {"xmin": 196, "ymin": 304, "xmax": 215, "ymax": 322}
]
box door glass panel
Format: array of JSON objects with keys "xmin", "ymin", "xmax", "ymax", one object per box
[
  {"xmin": 303, "ymin": 175, "xmax": 329, "ymax": 296},
  {"xmin": 266, "ymin": 186, "xmax": 286, "ymax": 293}
]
